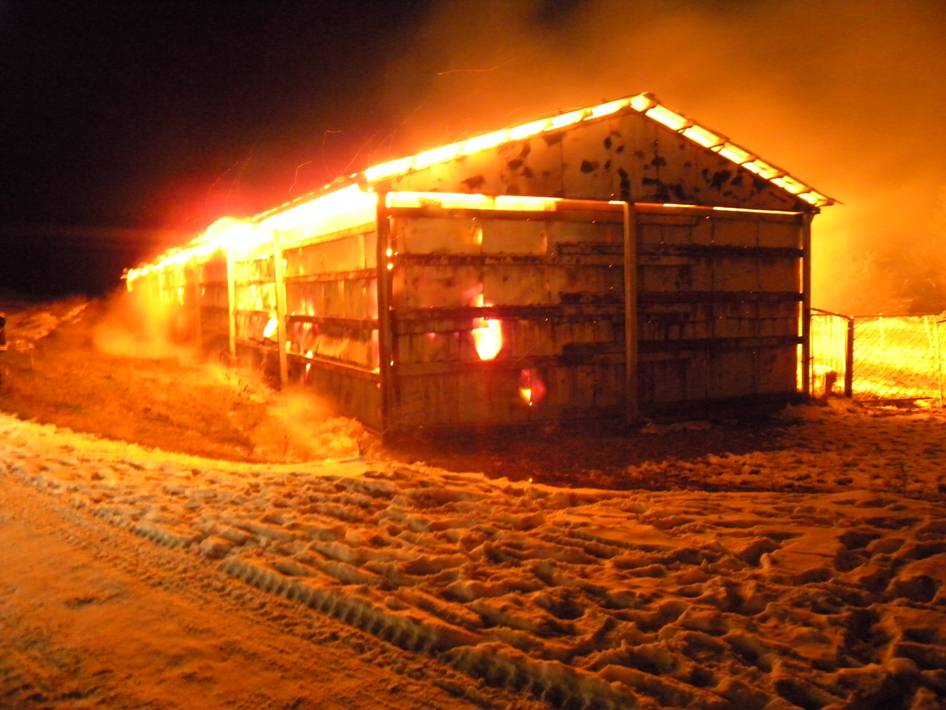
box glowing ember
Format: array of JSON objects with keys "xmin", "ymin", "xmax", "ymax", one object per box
[
  {"xmin": 472, "ymin": 316, "xmax": 502, "ymax": 361},
  {"xmin": 518, "ymin": 368, "xmax": 546, "ymax": 406},
  {"xmin": 471, "ymin": 293, "xmax": 503, "ymax": 361},
  {"xmin": 262, "ymin": 315, "xmax": 278, "ymax": 340}
]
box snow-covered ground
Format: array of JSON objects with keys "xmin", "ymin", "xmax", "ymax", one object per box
[{"xmin": 3, "ymin": 405, "xmax": 945, "ymax": 709}]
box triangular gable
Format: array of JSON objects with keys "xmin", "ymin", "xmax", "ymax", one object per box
[{"xmin": 362, "ymin": 94, "xmax": 834, "ymax": 210}]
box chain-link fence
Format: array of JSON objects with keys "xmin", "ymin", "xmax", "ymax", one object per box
[
  {"xmin": 809, "ymin": 310, "xmax": 946, "ymax": 405},
  {"xmin": 851, "ymin": 315, "xmax": 945, "ymax": 404},
  {"xmin": 810, "ymin": 309, "xmax": 852, "ymax": 398}
]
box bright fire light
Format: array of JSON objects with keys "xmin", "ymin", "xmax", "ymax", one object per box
[
  {"xmin": 361, "ymin": 92, "xmax": 833, "ymax": 208},
  {"xmin": 386, "ymin": 192, "xmax": 560, "ymax": 212},
  {"xmin": 472, "ymin": 318, "xmax": 502, "ymax": 360},
  {"xmin": 518, "ymin": 368, "xmax": 547, "ymax": 406},
  {"xmin": 471, "ymin": 293, "xmax": 503, "ymax": 361},
  {"xmin": 262, "ymin": 315, "xmax": 278, "ymax": 340},
  {"xmin": 126, "ymin": 91, "xmax": 834, "ymax": 296}
]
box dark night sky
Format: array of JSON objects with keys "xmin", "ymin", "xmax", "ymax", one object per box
[
  {"xmin": 0, "ymin": 0, "xmax": 438, "ymax": 297},
  {"xmin": 2, "ymin": 0, "xmax": 944, "ymax": 311}
]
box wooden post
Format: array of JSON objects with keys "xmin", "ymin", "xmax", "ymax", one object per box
[
  {"xmin": 189, "ymin": 265, "xmax": 202, "ymax": 351},
  {"xmin": 623, "ymin": 201, "xmax": 639, "ymax": 425},
  {"xmin": 272, "ymin": 229, "xmax": 289, "ymax": 389},
  {"xmin": 376, "ymin": 197, "xmax": 394, "ymax": 433},
  {"xmin": 800, "ymin": 214, "xmax": 812, "ymax": 398},
  {"xmin": 935, "ymin": 318, "xmax": 945, "ymax": 409},
  {"xmin": 226, "ymin": 246, "xmax": 236, "ymax": 361},
  {"xmin": 844, "ymin": 317, "xmax": 854, "ymax": 398}
]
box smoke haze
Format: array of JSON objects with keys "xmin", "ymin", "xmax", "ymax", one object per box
[{"xmin": 367, "ymin": 0, "xmax": 946, "ymax": 314}]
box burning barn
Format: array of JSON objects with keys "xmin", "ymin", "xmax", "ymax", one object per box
[{"xmin": 126, "ymin": 92, "xmax": 833, "ymax": 433}]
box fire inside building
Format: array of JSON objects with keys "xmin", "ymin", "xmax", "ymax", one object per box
[{"xmin": 125, "ymin": 92, "xmax": 836, "ymax": 433}]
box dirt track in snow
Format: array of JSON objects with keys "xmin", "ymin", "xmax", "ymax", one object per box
[
  {"xmin": 0, "ymin": 471, "xmax": 530, "ymax": 709},
  {"xmin": 2, "ymin": 297, "xmax": 946, "ymax": 708},
  {"xmin": 3, "ymin": 411, "xmax": 946, "ymax": 709}
]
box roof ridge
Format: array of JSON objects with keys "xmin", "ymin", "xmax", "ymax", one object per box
[{"xmin": 358, "ymin": 91, "xmax": 834, "ymax": 208}]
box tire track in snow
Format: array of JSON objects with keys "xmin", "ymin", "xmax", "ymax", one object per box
[{"xmin": 0, "ymin": 474, "xmax": 530, "ymax": 710}]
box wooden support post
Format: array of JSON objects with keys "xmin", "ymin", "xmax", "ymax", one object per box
[
  {"xmin": 272, "ymin": 229, "xmax": 289, "ymax": 389},
  {"xmin": 189, "ymin": 265, "xmax": 202, "ymax": 351},
  {"xmin": 800, "ymin": 214, "xmax": 812, "ymax": 398},
  {"xmin": 934, "ymin": 318, "xmax": 945, "ymax": 409},
  {"xmin": 376, "ymin": 198, "xmax": 394, "ymax": 433},
  {"xmin": 226, "ymin": 246, "xmax": 236, "ymax": 361},
  {"xmin": 623, "ymin": 202, "xmax": 639, "ymax": 425},
  {"xmin": 844, "ymin": 317, "xmax": 854, "ymax": 398}
]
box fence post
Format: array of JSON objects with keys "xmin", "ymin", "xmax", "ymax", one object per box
[
  {"xmin": 845, "ymin": 317, "xmax": 854, "ymax": 398},
  {"xmin": 937, "ymin": 319, "xmax": 945, "ymax": 409}
]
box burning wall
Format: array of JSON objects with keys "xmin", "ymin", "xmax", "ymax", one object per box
[
  {"xmin": 369, "ymin": 0, "xmax": 946, "ymax": 316},
  {"xmin": 126, "ymin": 91, "xmax": 826, "ymax": 430}
]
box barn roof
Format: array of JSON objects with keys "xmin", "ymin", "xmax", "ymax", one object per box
[
  {"xmin": 126, "ymin": 92, "xmax": 834, "ymax": 284},
  {"xmin": 358, "ymin": 92, "xmax": 835, "ymax": 209}
]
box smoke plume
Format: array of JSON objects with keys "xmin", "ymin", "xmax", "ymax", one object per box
[{"xmin": 365, "ymin": 0, "xmax": 946, "ymax": 314}]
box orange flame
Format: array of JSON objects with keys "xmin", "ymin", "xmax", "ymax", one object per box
[
  {"xmin": 518, "ymin": 368, "xmax": 546, "ymax": 406},
  {"xmin": 262, "ymin": 315, "xmax": 278, "ymax": 340},
  {"xmin": 471, "ymin": 293, "xmax": 503, "ymax": 361}
]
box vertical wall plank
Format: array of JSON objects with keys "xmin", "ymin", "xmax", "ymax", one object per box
[
  {"xmin": 272, "ymin": 230, "xmax": 288, "ymax": 388},
  {"xmin": 623, "ymin": 202, "xmax": 639, "ymax": 424},
  {"xmin": 376, "ymin": 199, "xmax": 394, "ymax": 433},
  {"xmin": 801, "ymin": 214, "xmax": 812, "ymax": 397}
]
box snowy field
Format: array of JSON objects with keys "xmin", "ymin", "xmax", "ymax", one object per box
[{"xmin": 3, "ymin": 404, "xmax": 946, "ymax": 709}]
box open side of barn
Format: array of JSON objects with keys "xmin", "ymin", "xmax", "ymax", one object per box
[{"xmin": 126, "ymin": 93, "xmax": 831, "ymax": 433}]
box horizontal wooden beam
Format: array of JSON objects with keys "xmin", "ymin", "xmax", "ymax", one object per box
[
  {"xmin": 287, "ymin": 315, "xmax": 379, "ymax": 330},
  {"xmin": 387, "ymin": 200, "xmax": 624, "ymax": 224},
  {"xmin": 286, "ymin": 352, "xmax": 381, "ymax": 381},
  {"xmin": 635, "ymin": 202, "xmax": 805, "ymax": 220},
  {"xmin": 393, "ymin": 303, "xmax": 624, "ymax": 324},
  {"xmin": 395, "ymin": 253, "xmax": 621, "ymax": 267},
  {"xmin": 638, "ymin": 290, "xmax": 802, "ymax": 304},
  {"xmin": 640, "ymin": 244, "xmax": 803, "ymax": 259},
  {"xmin": 639, "ymin": 334, "xmax": 802, "ymax": 354},
  {"xmin": 283, "ymin": 268, "xmax": 376, "ymax": 284},
  {"xmin": 394, "ymin": 351, "xmax": 624, "ymax": 378}
]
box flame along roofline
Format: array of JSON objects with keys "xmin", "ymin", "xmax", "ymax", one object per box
[
  {"xmin": 361, "ymin": 91, "xmax": 836, "ymax": 209},
  {"xmin": 125, "ymin": 91, "xmax": 835, "ymax": 286}
]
